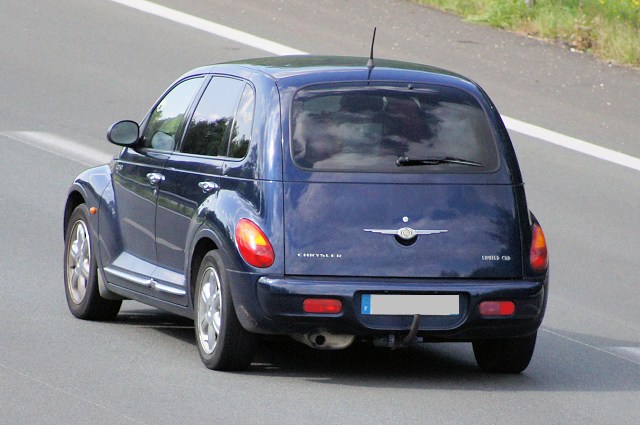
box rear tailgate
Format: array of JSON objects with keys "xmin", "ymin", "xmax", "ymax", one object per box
[{"xmin": 283, "ymin": 182, "xmax": 522, "ymax": 279}]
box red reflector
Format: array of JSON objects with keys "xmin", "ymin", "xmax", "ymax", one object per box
[
  {"xmin": 235, "ymin": 219, "xmax": 275, "ymax": 268},
  {"xmin": 303, "ymin": 298, "xmax": 343, "ymax": 314},
  {"xmin": 530, "ymin": 223, "xmax": 548, "ymax": 272},
  {"xmin": 479, "ymin": 301, "xmax": 515, "ymax": 316}
]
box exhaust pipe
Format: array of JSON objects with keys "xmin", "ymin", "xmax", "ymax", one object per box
[{"xmin": 291, "ymin": 330, "xmax": 355, "ymax": 350}]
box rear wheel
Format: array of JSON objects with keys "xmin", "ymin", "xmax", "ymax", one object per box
[
  {"xmin": 472, "ymin": 333, "xmax": 537, "ymax": 374},
  {"xmin": 194, "ymin": 251, "xmax": 256, "ymax": 371},
  {"xmin": 64, "ymin": 204, "xmax": 121, "ymax": 320}
]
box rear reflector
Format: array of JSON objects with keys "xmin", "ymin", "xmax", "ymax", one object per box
[
  {"xmin": 479, "ymin": 301, "xmax": 515, "ymax": 316},
  {"xmin": 303, "ymin": 298, "xmax": 343, "ymax": 314},
  {"xmin": 530, "ymin": 223, "xmax": 548, "ymax": 272},
  {"xmin": 235, "ymin": 219, "xmax": 275, "ymax": 268}
]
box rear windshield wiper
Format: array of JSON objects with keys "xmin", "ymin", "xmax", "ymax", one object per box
[{"xmin": 396, "ymin": 156, "xmax": 484, "ymax": 167}]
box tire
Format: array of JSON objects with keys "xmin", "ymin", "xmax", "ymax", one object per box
[
  {"xmin": 64, "ymin": 204, "xmax": 121, "ymax": 320},
  {"xmin": 472, "ymin": 333, "xmax": 537, "ymax": 374},
  {"xmin": 194, "ymin": 251, "xmax": 256, "ymax": 371}
]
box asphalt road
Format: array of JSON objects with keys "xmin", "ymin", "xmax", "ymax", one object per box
[{"xmin": 1, "ymin": 1, "xmax": 639, "ymax": 424}]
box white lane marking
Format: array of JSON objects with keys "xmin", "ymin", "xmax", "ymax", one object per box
[
  {"xmin": 106, "ymin": 0, "xmax": 307, "ymax": 56},
  {"xmin": 105, "ymin": 0, "xmax": 640, "ymax": 173},
  {"xmin": 503, "ymin": 116, "xmax": 640, "ymax": 172},
  {"xmin": 542, "ymin": 329, "xmax": 640, "ymax": 367},
  {"xmin": 1, "ymin": 131, "xmax": 113, "ymax": 166},
  {"xmin": 610, "ymin": 347, "xmax": 640, "ymax": 363}
]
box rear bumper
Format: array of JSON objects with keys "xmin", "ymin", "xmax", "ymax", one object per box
[{"xmin": 228, "ymin": 272, "xmax": 548, "ymax": 341}]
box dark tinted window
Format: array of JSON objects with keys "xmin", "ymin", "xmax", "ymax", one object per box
[
  {"xmin": 142, "ymin": 77, "xmax": 204, "ymax": 151},
  {"xmin": 227, "ymin": 84, "xmax": 255, "ymax": 159},
  {"xmin": 181, "ymin": 77, "xmax": 245, "ymax": 157},
  {"xmin": 291, "ymin": 84, "xmax": 499, "ymax": 173}
]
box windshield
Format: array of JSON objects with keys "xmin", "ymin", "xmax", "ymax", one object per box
[{"xmin": 290, "ymin": 83, "xmax": 499, "ymax": 173}]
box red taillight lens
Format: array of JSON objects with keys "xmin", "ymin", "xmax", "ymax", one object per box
[
  {"xmin": 303, "ymin": 298, "xmax": 343, "ymax": 314},
  {"xmin": 235, "ymin": 219, "xmax": 275, "ymax": 268},
  {"xmin": 479, "ymin": 301, "xmax": 515, "ymax": 316},
  {"xmin": 530, "ymin": 223, "xmax": 548, "ymax": 272}
]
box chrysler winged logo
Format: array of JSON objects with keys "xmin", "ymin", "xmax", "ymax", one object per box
[{"xmin": 364, "ymin": 227, "xmax": 448, "ymax": 240}]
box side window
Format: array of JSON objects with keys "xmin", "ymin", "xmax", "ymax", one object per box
[
  {"xmin": 228, "ymin": 84, "xmax": 255, "ymax": 159},
  {"xmin": 141, "ymin": 77, "xmax": 204, "ymax": 151},
  {"xmin": 181, "ymin": 77, "xmax": 245, "ymax": 157}
]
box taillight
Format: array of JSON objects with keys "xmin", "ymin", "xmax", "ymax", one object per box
[
  {"xmin": 530, "ymin": 223, "xmax": 548, "ymax": 272},
  {"xmin": 235, "ymin": 219, "xmax": 275, "ymax": 268}
]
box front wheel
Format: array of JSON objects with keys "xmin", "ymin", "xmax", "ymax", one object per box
[
  {"xmin": 194, "ymin": 251, "xmax": 256, "ymax": 371},
  {"xmin": 472, "ymin": 333, "xmax": 537, "ymax": 374},
  {"xmin": 64, "ymin": 204, "xmax": 121, "ymax": 320}
]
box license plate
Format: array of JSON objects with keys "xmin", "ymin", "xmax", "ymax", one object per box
[{"xmin": 361, "ymin": 294, "xmax": 459, "ymax": 316}]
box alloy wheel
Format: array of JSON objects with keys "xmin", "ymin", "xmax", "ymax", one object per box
[
  {"xmin": 66, "ymin": 220, "xmax": 91, "ymax": 304},
  {"xmin": 197, "ymin": 267, "xmax": 222, "ymax": 355}
]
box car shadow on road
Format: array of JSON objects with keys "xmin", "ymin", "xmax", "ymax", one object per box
[
  {"xmin": 114, "ymin": 308, "xmax": 640, "ymax": 392},
  {"xmin": 114, "ymin": 306, "xmax": 195, "ymax": 346},
  {"xmin": 248, "ymin": 330, "xmax": 640, "ymax": 392}
]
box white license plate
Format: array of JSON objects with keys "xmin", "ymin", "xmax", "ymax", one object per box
[{"xmin": 361, "ymin": 294, "xmax": 459, "ymax": 316}]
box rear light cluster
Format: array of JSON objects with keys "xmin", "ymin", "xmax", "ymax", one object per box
[
  {"xmin": 529, "ymin": 223, "xmax": 548, "ymax": 272},
  {"xmin": 235, "ymin": 219, "xmax": 275, "ymax": 268}
]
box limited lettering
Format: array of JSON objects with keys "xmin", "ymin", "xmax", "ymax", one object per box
[
  {"xmin": 482, "ymin": 255, "xmax": 500, "ymax": 261},
  {"xmin": 481, "ymin": 255, "xmax": 512, "ymax": 261}
]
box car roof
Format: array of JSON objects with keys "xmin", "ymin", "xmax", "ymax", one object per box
[{"xmin": 184, "ymin": 55, "xmax": 481, "ymax": 91}]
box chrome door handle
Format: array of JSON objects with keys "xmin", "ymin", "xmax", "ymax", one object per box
[
  {"xmin": 146, "ymin": 172, "xmax": 165, "ymax": 185},
  {"xmin": 198, "ymin": 181, "xmax": 219, "ymax": 193}
]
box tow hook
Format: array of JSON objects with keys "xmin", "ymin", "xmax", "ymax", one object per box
[{"xmin": 392, "ymin": 314, "xmax": 421, "ymax": 350}]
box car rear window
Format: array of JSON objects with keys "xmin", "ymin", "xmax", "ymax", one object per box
[{"xmin": 290, "ymin": 83, "xmax": 499, "ymax": 173}]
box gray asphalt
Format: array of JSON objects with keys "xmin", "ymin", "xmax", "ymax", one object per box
[{"xmin": 1, "ymin": 1, "xmax": 639, "ymax": 424}]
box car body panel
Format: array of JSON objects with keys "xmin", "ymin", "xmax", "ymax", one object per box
[
  {"xmin": 63, "ymin": 55, "xmax": 548, "ymax": 345},
  {"xmin": 111, "ymin": 149, "xmax": 168, "ymax": 265}
]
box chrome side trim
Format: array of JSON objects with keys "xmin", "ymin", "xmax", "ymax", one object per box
[
  {"xmin": 151, "ymin": 280, "xmax": 186, "ymax": 296},
  {"xmin": 104, "ymin": 266, "xmax": 152, "ymax": 287},
  {"xmin": 104, "ymin": 267, "xmax": 186, "ymax": 296}
]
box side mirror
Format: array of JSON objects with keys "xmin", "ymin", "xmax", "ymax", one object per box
[{"xmin": 107, "ymin": 120, "xmax": 140, "ymax": 146}]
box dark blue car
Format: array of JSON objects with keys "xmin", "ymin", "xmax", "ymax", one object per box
[{"xmin": 63, "ymin": 56, "xmax": 548, "ymax": 373}]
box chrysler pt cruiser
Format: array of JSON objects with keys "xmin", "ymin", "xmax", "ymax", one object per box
[{"xmin": 63, "ymin": 56, "xmax": 549, "ymax": 373}]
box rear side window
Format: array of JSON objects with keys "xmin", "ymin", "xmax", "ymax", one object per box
[
  {"xmin": 291, "ymin": 84, "xmax": 499, "ymax": 173},
  {"xmin": 227, "ymin": 84, "xmax": 255, "ymax": 159},
  {"xmin": 181, "ymin": 77, "xmax": 246, "ymax": 157}
]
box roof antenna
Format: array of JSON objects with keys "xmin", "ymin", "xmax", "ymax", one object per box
[{"xmin": 366, "ymin": 27, "xmax": 377, "ymax": 79}]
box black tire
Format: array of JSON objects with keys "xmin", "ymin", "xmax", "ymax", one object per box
[
  {"xmin": 472, "ymin": 333, "xmax": 537, "ymax": 374},
  {"xmin": 64, "ymin": 204, "xmax": 121, "ymax": 320},
  {"xmin": 194, "ymin": 251, "xmax": 256, "ymax": 371}
]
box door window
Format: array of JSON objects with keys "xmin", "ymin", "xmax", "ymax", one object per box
[
  {"xmin": 180, "ymin": 77, "xmax": 247, "ymax": 157},
  {"xmin": 141, "ymin": 77, "xmax": 204, "ymax": 151}
]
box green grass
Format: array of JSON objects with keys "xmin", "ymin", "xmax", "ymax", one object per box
[{"xmin": 417, "ymin": 0, "xmax": 640, "ymax": 66}]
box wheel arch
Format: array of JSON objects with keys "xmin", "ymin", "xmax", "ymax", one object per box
[
  {"xmin": 64, "ymin": 190, "xmax": 86, "ymax": 238},
  {"xmin": 64, "ymin": 165, "xmax": 113, "ymax": 239},
  {"xmin": 189, "ymin": 236, "xmax": 219, "ymax": 305}
]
